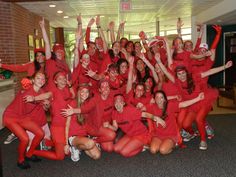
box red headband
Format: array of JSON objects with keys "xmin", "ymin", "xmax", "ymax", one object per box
[
  {"xmin": 53, "ymin": 71, "xmax": 67, "ymax": 81},
  {"xmin": 53, "ymin": 43, "xmax": 64, "ymax": 53},
  {"xmin": 34, "ymin": 48, "xmax": 45, "ymax": 54}
]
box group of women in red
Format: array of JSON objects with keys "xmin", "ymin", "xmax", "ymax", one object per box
[{"xmin": 0, "ymin": 15, "xmax": 233, "ymax": 169}]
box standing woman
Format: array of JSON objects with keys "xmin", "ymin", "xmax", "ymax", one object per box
[
  {"xmin": 39, "ymin": 18, "xmax": 70, "ymax": 90},
  {"xmin": 33, "ymin": 71, "xmax": 75, "ymax": 160},
  {"xmin": 3, "ymin": 72, "xmax": 49, "ymax": 169}
]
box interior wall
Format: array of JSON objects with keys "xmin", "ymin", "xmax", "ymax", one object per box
[
  {"xmin": 207, "ymin": 24, "xmax": 236, "ymax": 87},
  {"xmin": 0, "ymin": 1, "xmax": 50, "ymax": 92}
]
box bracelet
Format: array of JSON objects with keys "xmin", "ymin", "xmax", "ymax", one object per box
[
  {"xmin": 78, "ymin": 23, "xmax": 82, "ymax": 26},
  {"xmin": 68, "ymin": 84, "xmax": 73, "ymax": 88},
  {"xmin": 97, "ymin": 25, "xmax": 101, "ymax": 28}
]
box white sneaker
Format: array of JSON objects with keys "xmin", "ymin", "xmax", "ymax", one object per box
[
  {"xmin": 70, "ymin": 146, "xmax": 80, "ymax": 162},
  {"xmin": 183, "ymin": 133, "xmax": 195, "ymax": 142},
  {"xmin": 199, "ymin": 141, "xmax": 208, "ymax": 150},
  {"xmin": 4, "ymin": 134, "xmax": 17, "ymax": 144}
]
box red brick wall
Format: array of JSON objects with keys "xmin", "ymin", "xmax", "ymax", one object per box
[{"xmin": 0, "ymin": 2, "xmax": 50, "ymax": 92}]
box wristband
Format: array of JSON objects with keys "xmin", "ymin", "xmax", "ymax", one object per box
[{"xmin": 97, "ymin": 25, "xmax": 101, "ymax": 28}]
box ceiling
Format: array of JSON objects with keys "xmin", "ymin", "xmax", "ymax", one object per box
[{"xmin": 13, "ymin": 0, "xmax": 231, "ymax": 34}]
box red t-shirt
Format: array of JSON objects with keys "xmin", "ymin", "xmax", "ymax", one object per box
[
  {"xmin": 112, "ymin": 106, "xmax": 148, "ymax": 136},
  {"xmin": 3, "ymin": 87, "xmax": 47, "ymax": 126}
]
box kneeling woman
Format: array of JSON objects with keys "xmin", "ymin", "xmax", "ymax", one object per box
[
  {"xmin": 147, "ymin": 90, "xmax": 204, "ymax": 155},
  {"xmin": 3, "ymin": 72, "xmax": 48, "ymax": 169},
  {"xmin": 111, "ymin": 94, "xmax": 166, "ymax": 157}
]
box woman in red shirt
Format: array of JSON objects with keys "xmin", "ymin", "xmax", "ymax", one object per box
[{"xmin": 3, "ymin": 72, "xmax": 49, "ymax": 169}]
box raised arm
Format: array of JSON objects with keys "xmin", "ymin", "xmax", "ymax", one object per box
[
  {"xmin": 0, "ymin": 62, "xmax": 31, "ymax": 73},
  {"xmin": 201, "ymin": 60, "xmax": 233, "ymax": 78},
  {"xmin": 163, "ymin": 37, "xmax": 173, "ymax": 69},
  {"xmin": 138, "ymin": 53, "xmax": 159, "ymax": 84},
  {"xmin": 39, "ymin": 18, "xmax": 51, "ymax": 59},
  {"xmin": 96, "ymin": 15, "xmax": 108, "ymax": 53},
  {"xmin": 74, "ymin": 27, "xmax": 82, "ymax": 68},
  {"xmin": 77, "ymin": 14, "xmax": 84, "ymax": 53},
  {"xmin": 193, "ymin": 24, "xmax": 204, "ymax": 53},
  {"xmin": 209, "ymin": 25, "xmax": 222, "ymax": 62},
  {"xmin": 86, "ymin": 18, "xmax": 95, "ymax": 44},
  {"xmin": 108, "ymin": 21, "xmax": 116, "ymax": 44},
  {"xmin": 126, "ymin": 56, "xmax": 134, "ymax": 94},
  {"xmin": 155, "ymin": 53, "xmax": 175, "ymax": 83},
  {"xmin": 177, "ymin": 17, "xmax": 184, "ymax": 37},
  {"xmin": 116, "ymin": 21, "xmax": 125, "ymax": 41}
]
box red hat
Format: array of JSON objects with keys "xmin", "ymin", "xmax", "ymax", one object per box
[
  {"xmin": 53, "ymin": 43, "xmax": 65, "ymax": 53},
  {"xmin": 148, "ymin": 36, "xmax": 164, "ymax": 48},
  {"xmin": 53, "ymin": 71, "xmax": 67, "ymax": 81},
  {"xmin": 34, "ymin": 48, "xmax": 45, "ymax": 54}
]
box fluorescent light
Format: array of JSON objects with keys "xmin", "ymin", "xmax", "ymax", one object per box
[
  {"xmin": 49, "ymin": 4, "xmax": 56, "ymax": 8},
  {"xmin": 57, "ymin": 10, "xmax": 63, "ymax": 14},
  {"xmin": 64, "ymin": 16, "xmax": 69, "ymax": 19}
]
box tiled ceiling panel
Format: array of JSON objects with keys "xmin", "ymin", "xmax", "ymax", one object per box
[{"xmin": 16, "ymin": 0, "xmax": 226, "ymax": 34}]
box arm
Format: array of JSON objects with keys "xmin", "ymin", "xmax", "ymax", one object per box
[
  {"xmin": 0, "ymin": 62, "xmax": 31, "ymax": 73},
  {"xmin": 64, "ymin": 115, "xmax": 71, "ymax": 155},
  {"xmin": 177, "ymin": 17, "xmax": 184, "ymax": 37},
  {"xmin": 193, "ymin": 24, "xmax": 204, "ymax": 53},
  {"xmin": 39, "ymin": 18, "xmax": 51, "ymax": 59},
  {"xmin": 108, "ymin": 21, "xmax": 115, "ymax": 44},
  {"xmin": 179, "ymin": 92, "xmax": 204, "ymax": 108},
  {"xmin": 103, "ymin": 120, "xmax": 118, "ymax": 131},
  {"xmin": 163, "ymin": 37, "xmax": 173, "ymax": 69},
  {"xmin": 126, "ymin": 56, "xmax": 134, "ymax": 94},
  {"xmin": 141, "ymin": 112, "xmax": 166, "ymax": 128},
  {"xmin": 116, "ymin": 21, "xmax": 125, "ymax": 41},
  {"xmin": 155, "ymin": 53, "xmax": 175, "ymax": 83},
  {"xmin": 209, "ymin": 25, "xmax": 222, "ymax": 62},
  {"xmin": 74, "ymin": 27, "xmax": 82, "ymax": 68},
  {"xmin": 77, "ymin": 14, "xmax": 84, "ymax": 53},
  {"xmin": 201, "ymin": 60, "xmax": 233, "ymax": 78},
  {"xmin": 138, "ymin": 54, "xmax": 159, "ymax": 84},
  {"xmin": 190, "ymin": 50, "xmax": 212, "ymax": 60},
  {"xmin": 86, "ymin": 18, "xmax": 95, "ymax": 44},
  {"xmin": 96, "ymin": 15, "xmax": 108, "ymax": 53},
  {"xmin": 23, "ymin": 92, "xmax": 52, "ymax": 103}
]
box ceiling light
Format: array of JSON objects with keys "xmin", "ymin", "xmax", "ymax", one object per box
[
  {"xmin": 217, "ymin": 19, "xmax": 222, "ymax": 23},
  {"xmin": 100, "ymin": 15, "xmax": 105, "ymax": 18},
  {"xmin": 57, "ymin": 10, "xmax": 63, "ymax": 14},
  {"xmin": 64, "ymin": 16, "xmax": 69, "ymax": 19},
  {"xmin": 49, "ymin": 4, "xmax": 56, "ymax": 8}
]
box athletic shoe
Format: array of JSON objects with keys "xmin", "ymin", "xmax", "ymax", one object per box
[
  {"xmin": 199, "ymin": 141, "xmax": 208, "ymax": 150},
  {"xmin": 95, "ymin": 143, "xmax": 101, "ymax": 151},
  {"xmin": 205, "ymin": 124, "xmax": 214, "ymax": 139},
  {"xmin": 142, "ymin": 145, "xmax": 149, "ymax": 152},
  {"xmin": 183, "ymin": 133, "xmax": 195, "ymax": 142},
  {"xmin": 70, "ymin": 146, "xmax": 80, "ymax": 162},
  {"xmin": 181, "ymin": 129, "xmax": 189, "ymax": 138},
  {"xmin": 4, "ymin": 134, "xmax": 17, "ymax": 144},
  {"xmin": 17, "ymin": 161, "xmax": 31, "ymax": 169},
  {"xmin": 40, "ymin": 139, "xmax": 51, "ymax": 150}
]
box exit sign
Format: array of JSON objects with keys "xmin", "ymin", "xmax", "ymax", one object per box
[{"xmin": 120, "ymin": 0, "xmax": 132, "ymax": 11}]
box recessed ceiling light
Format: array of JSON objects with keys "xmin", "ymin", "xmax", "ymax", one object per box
[
  {"xmin": 217, "ymin": 19, "xmax": 222, "ymax": 22},
  {"xmin": 100, "ymin": 15, "xmax": 105, "ymax": 18},
  {"xmin": 49, "ymin": 4, "xmax": 56, "ymax": 8},
  {"xmin": 64, "ymin": 16, "xmax": 69, "ymax": 19},
  {"xmin": 57, "ymin": 10, "xmax": 63, "ymax": 14}
]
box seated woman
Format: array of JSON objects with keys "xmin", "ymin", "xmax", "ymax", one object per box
[
  {"xmin": 63, "ymin": 84, "xmax": 101, "ymax": 162},
  {"xmin": 110, "ymin": 94, "xmax": 166, "ymax": 157}
]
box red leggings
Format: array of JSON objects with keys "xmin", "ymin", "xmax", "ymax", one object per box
[
  {"xmin": 87, "ymin": 126, "xmax": 116, "ymax": 152},
  {"xmin": 4, "ymin": 117, "xmax": 44, "ymax": 163},
  {"xmin": 182, "ymin": 107, "xmax": 209, "ymax": 142},
  {"xmin": 113, "ymin": 135, "xmax": 144, "ymax": 157},
  {"xmin": 34, "ymin": 126, "xmax": 65, "ymax": 160}
]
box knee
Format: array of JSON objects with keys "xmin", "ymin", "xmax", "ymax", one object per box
[
  {"xmin": 149, "ymin": 146, "xmax": 158, "ymax": 154},
  {"xmin": 159, "ymin": 146, "xmax": 172, "ymax": 155},
  {"xmin": 113, "ymin": 144, "xmax": 121, "ymax": 153},
  {"xmin": 57, "ymin": 153, "xmax": 65, "ymax": 160},
  {"xmin": 101, "ymin": 144, "xmax": 113, "ymax": 152},
  {"xmin": 91, "ymin": 151, "xmax": 101, "ymax": 160},
  {"xmin": 85, "ymin": 140, "xmax": 95, "ymax": 149},
  {"xmin": 107, "ymin": 131, "xmax": 116, "ymax": 141},
  {"xmin": 20, "ymin": 135, "xmax": 29, "ymax": 145},
  {"xmin": 37, "ymin": 129, "xmax": 45, "ymax": 140}
]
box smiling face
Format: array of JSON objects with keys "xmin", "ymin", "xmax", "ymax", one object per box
[
  {"xmin": 184, "ymin": 41, "xmax": 193, "ymax": 51},
  {"xmin": 99, "ymin": 81, "xmax": 110, "ymax": 98},
  {"xmin": 134, "ymin": 42, "xmax": 142, "ymax": 54},
  {"xmin": 136, "ymin": 59, "xmax": 145, "ymax": 72},
  {"xmin": 95, "ymin": 37, "xmax": 103, "ymax": 51},
  {"xmin": 33, "ymin": 72, "xmax": 46, "ymax": 88},
  {"xmin": 155, "ymin": 92, "xmax": 166, "ymax": 109},
  {"xmin": 176, "ymin": 70, "xmax": 187, "ymax": 82},
  {"xmin": 35, "ymin": 52, "xmax": 45, "ymax": 64},
  {"xmin": 112, "ymin": 42, "xmax": 120, "ymax": 55},
  {"xmin": 54, "ymin": 73, "xmax": 67, "ymax": 89},
  {"xmin": 135, "ymin": 84, "xmax": 145, "ymax": 98},
  {"xmin": 87, "ymin": 43, "xmax": 96, "ymax": 56},
  {"xmin": 119, "ymin": 62, "xmax": 128, "ymax": 74},
  {"xmin": 55, "ymin": 49, "xmax": 65, "ymax": 60},
  {"xmin": 144, "ymin": 77, "xmax": 153, "ymax": 91},
  {"xmin": 173, "ymin": 37, "xmax": 183, "ymax": 50},
  {"xmin": 81, "ymin": 54, "xmax": 90, "ymax": 67},
  {"xmin": 79, "ymin": 87, "xmax": 90, "ymax": 102},
  {"xmin": 114, "ymin": 95, "xmax": 125, "ymax": 112}
]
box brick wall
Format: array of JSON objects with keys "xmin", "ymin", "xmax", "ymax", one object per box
[{"xmin": 0, "ymin": 1, "xmax": 50, "ymax": 92}]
